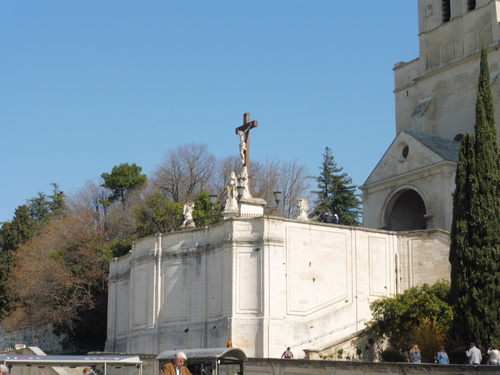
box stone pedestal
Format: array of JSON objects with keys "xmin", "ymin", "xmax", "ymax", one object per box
[
  {"xmin": 238, "ymin": 197, "xmax": 266, "ymax": 217},
  {"xmin": 180, "ymin": 220, "xmax": 196, "ymax": 230},
  {"xmin": 223, "ymin": 211, "xmax": 238, "ymax": 220}
]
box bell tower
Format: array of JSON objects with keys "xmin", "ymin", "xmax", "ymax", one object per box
[
  {"xmin": 394, "ymin": 0, "xmax": 500, "ymax": 143},
  {"xmin": 362, "ymin": 0, "xmax": 500, "ymax": 232}
]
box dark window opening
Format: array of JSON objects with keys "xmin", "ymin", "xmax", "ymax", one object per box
[
  {"xmin": 454, "ymin": 133, "xmax": 464, "ymax": 142},
  {"xmin": 442, "ymin": 0, "xmax": 451, "ymax": 22},
  {"xmin": 388, "ymin": 190, "xmax": 427, "ymax": 231},
  {"xmin": 402, "ymin": 145, "xmax": 409, "ymax": 159},
  {"xmin": 467, "ymin": 0, "xmax": 476, "ymax": 11}
]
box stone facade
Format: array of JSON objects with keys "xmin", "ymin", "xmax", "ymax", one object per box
[
  {"xmin": 362, "ymin": 0, "xmax": 500, "ymax": 232},
  {"xmin": 396, "ymin": 0, "xmax": 500, "ymax": 140},
  {"xmin": 105, "ymin": 217, "xmax": 450, "ymax": 358},
  {"xmin": 362, "ymin": 130, "xmax": 458, "ymax": 231}
]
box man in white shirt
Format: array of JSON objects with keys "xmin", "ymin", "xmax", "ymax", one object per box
[{"xmin": 466, "ymin": 342, "xmax": 482, "ymax": 365}]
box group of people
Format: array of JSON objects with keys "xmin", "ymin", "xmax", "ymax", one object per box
[
  {"xmin": 407, "ymin": 342, "xmax": 500, "ymax": 365},
  {"xmin": 466, "ymin": 342, "xmax": 500, "ymax": 365},
  {"xmin": 408, "ymin": 345, "xmax": 450, "ymax": 364}
]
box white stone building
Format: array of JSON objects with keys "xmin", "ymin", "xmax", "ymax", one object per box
[{"xmin": 105, "ymin": 0, "xmax": 500, "ymax": 359}]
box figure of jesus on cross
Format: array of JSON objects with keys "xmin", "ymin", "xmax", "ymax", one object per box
[{"xmin": 235, "ymin": 113, "xmax": 258, "ymax": 168}]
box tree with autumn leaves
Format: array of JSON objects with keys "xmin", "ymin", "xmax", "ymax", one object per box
[{"xmin": 4, "ymin": 215, "xmax": 109, "ymax": 351}]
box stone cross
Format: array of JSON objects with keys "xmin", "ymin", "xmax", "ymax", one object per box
[{"xmin": 235, "ymin": 113, "xmax": 258, "ymax": 168}]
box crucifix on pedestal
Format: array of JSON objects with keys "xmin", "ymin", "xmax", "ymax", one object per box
[{"xmin": 223, "ymin": 112, "xmax": 266, "ymax": 218}]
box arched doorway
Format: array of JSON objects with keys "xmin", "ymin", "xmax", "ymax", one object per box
[{"xmin": 387, "ymin": 189, "xmax": 427, "ymax": 231}]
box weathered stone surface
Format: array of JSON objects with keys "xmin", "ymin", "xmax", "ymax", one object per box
[
  {"xmin": 363, "ymin": 0, "xmax": 500, "ymax": 233},
  {"xmin": 105, "ymin": 217, "xmax": 449, "ymax": 358}
]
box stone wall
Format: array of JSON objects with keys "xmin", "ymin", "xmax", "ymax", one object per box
[
  {"xmin": 106, "ymin": 216, "xmax": 450, "ymax": 359},
  {"xmin": 245, "ymin": 358, "xmax": 500, "ymax": 375},
  {"xmin": 0, "ymin": 326, "xmax": 70, "ymax": 354}
]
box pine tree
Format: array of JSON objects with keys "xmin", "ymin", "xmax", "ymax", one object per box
[
  {"xmin": 26, "ymin": 184, "xmax": 67, "ymax": 224},
  {"xmin": 449, "ymin": 48, "xmax": 500, "ymax": 347},
  {"xmin": 0, "ymin": 205, "xmax": 38, "ymax": 319},
  {"xmin": 0, "ymin": 185, "xmax": 66, "ymax": 321},
  {"xmin": 101, "ymin": 163, "xmax": 147, "ymax": 205},
  {"xmin": 311, "ymin": 147, "xmax": 361, "ymax": 226}
]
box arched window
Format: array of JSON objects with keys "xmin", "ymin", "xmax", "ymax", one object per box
[
  {"xmin": 442, "ymin": 0, "xmax": 451, "ymax": 22},
  {"xmin": 467, "ymin": 0, "xmax": 476, "ymax": 11}
]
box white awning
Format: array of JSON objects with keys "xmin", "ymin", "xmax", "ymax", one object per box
[{"xmin": 156, "ymin": 348, "xmax": 246, "ymax": 362}]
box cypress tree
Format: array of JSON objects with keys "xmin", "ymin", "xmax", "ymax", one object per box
[
  {"xmin": 449, "ymin": 134, "xmax": 477, "ymax": 344},
  {"xmin": 449, "ymin": 47, "xmax": 500, "ymax": 347}
]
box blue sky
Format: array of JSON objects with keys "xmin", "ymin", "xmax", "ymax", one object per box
[{"xmin": 1, "ymin": 1, "xmax": 419, "ymax": 223}]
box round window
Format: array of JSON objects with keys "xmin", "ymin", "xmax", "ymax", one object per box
[
  {"xmin": 402, "ymin": 145, "xmax": 409, "ymax": 159},
  {"xmin": 397, "ymin": 142, "xmax": 409, "ymax": 162}
]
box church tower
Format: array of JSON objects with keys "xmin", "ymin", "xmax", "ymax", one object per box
[{"xmin": 361, "ymin": 0, "xmax": 500, "ymax": 231}]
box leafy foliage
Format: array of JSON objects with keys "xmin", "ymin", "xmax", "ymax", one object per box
[
  {"xmin": 192, "ymin": 192, "xmax": 223, "ymax": 227},
  {"xmin": 410, "ymin": 317, "xmax": 451, "ymax": 362},
  {"xmin": 0, "ymin": 185, "xmax": 68, "ymax": 321},
  {"xmin": 4, "ymin": 214, "xmax": 109, "ymax": 351},
  {"xmin": 449, "ymin": 47, "xmax": 500, "ymax": 347},
  {"xmin": 101, "ymin": 163, "xmax": 147, "ymax": 205},
  {"xmin": 134, "ymin": 191, "xmax": 184, "ymax": 236},
  {"xmin": 367, "ymin": 281, "xmax": 453, "ymax": 358},
  {"xmin": 1, "ymin": 205, "xmax": 37, "ymax": 253},
  {"xmin": 27, "ymin": 183, "xmax": 67, "ymax": 224},
  {"xmin": 0, "ymin": 198, "xmax": 57, "ymax": 321},
  {"xmin": 311, "ymin": 147, "xmax": 361, "ymax": 226},
  {"xmin": 107, "ymin": 238, "xmax": 133, "ymax": 258}
]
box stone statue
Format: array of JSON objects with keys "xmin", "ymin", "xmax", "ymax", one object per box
[
  {"xmin": 237, "ymin": 128, "xmax": 249, "ymax": 165},
  {"xmin": 238, "ymin": 166, "xmax": 251, "ymax": 199},
  {"xmin": 235, "ymin": 113, "xmax": 258, "ymax": 167},
  {"xmin": 296, "ymin": 198, "xmax": 309, "ymax": 221},
  {"xmin": 182, "ymin": 202, "xmax": 196, "ymax": 228},
  {"xmin": 224, "ymin": 171, "xmax": 239, "ymax": 212}
]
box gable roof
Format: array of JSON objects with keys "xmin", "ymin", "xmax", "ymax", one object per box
[
  {"xmin": 404, "ymin": 130, "xmax": 460, "ymax": 162},
  {"xmin": 362, "ymin": 129, "xmax": 460, "ymax": 187}
]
